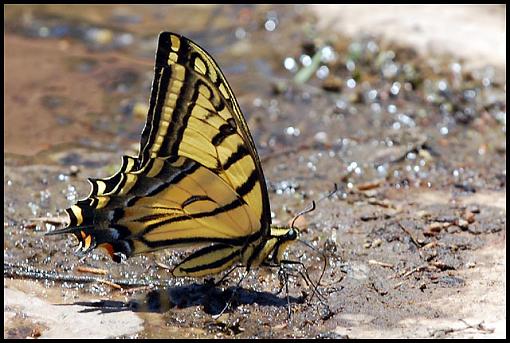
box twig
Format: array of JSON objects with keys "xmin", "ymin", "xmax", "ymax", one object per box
[
  {"xmin": 368, "ymin": 259, "xmax": 394, "ymax": 269},
  {"xmin": 97, "ymin": 279, "xmax": 122, "ymax": 290},
  {"xmin": 367, "ymin": 198, "xmax": 396, "ymax": 209},
  {"xmin": 357, "ymin": 179, "xmax": 385, "ymax": 191},
  {"xmin": 393, "ymin": 280, "xmax": 407, "ymax": 289},
  {"xmin": 76, "ymin": 266, "xmax": 108, "ymax": 275},
  {"xmin": 398, "ymin": 222, "xmax": 423, "ymax": 247},
  {"xmin": 401, "ymin": 265, "xmax": 428, "ymax": 278}
]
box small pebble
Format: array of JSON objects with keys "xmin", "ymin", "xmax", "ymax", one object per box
[
  {"xmin": 457, "ymin": 218, "xmax": 469, "ymax": 228},
  {"xmin": 69, "ymin": 165, "xmax": 80, "ymax": 176},
  {"xmin": 464, "ymin": 211, "xmax": 476, "ymax": 224},
  {"xmin": 372, "ymin": 238, "xmax": 383, "ymax": 247}
]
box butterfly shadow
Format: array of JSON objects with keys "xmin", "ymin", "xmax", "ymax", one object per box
[{"xmin": 70, "ymin": 282, "xmax": 306, "ymax": 316}]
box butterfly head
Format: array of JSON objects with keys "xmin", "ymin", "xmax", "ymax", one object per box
[
  {"xmin": 266, "ymin": 200, "xmax": 316, "ymax": 264},
  {"xmin": 267, "ymin": 225, "xmax": 300, "ymax": 264}
]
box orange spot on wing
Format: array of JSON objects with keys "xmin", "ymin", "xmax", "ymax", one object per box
[{"xmin": 100, "ymin": 243, "xmax": 115, "ymax": 258}]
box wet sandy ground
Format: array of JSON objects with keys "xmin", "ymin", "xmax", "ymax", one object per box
[{"xmin": 4, "ymin": 5, "xmax": 506, "ymax": 338}]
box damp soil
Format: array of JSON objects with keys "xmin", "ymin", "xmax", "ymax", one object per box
[{"xmin": 4, "ymin": 4, "xmax": 506, "ymax": 339}]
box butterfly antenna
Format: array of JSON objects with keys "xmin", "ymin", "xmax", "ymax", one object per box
[
  {"xmin": 319, "ymin": 182, "xmax": 339, "ymax": 202},
  {"xmin": 290, "ymin": 183, "xmax": 339, "ymax": 230},
  {"xmin": 290, "ymin": 200, "xmax": 316, "ymax": 229}
]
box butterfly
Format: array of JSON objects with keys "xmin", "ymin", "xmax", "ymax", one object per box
[{"xmin": 47, "ymin": 32, "xmax": 307, "ymax": 280}]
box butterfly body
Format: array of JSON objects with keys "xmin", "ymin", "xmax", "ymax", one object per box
[{"xmin": 48, "ymin": 32, "xmax": 300, "ymax": 279}]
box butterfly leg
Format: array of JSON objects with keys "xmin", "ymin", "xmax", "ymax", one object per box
[
  {"xmin": 263, "ymin": 262, "xmax": 297, "ymax": 319},
  {"xmin": 212, "ymin": 269, "xmax": 249, "ymax": 319},
  {"xmin": 274, "ymin": 267, "xmax": 287, "ymax": 296},
  {"xmin": 281, "ymin": 266, "xmax": 292, "ymax": 319},
  {"xmin": 214, "ymin": 264, "xmax": 242, "ymax": 287},
  {"xmin": 280, "ymin": 259, "xmax": 333, "ymax": 319}
]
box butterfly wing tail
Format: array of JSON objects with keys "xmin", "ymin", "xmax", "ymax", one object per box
[{"xmin": 46, "ymin": 223, "xmax": 134, "ymax": 263}]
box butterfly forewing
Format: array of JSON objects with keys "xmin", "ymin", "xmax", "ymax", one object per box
[{"xmin": 139, "ymin": 33, "xmax": 270, "ymax": 234}]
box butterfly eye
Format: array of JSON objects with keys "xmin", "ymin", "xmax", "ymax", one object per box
[{"xmin": 287, "ymin": 228, "xmax": 298, "ymax": 240}]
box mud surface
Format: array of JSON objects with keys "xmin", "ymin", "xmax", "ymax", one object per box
[{"xmin": 4, "ymin": 5, "xmax": 506, "ymax": 338}]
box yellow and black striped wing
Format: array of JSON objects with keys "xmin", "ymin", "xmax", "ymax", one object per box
[
  {"xmin": 138, "ymin": 32, "xmax": 270, "ymax": 234},
  {"xmin": 48, "ymin": 32, "xmax": 271, "ymax": 268}
]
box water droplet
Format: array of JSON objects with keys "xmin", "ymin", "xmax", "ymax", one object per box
[
  {"xmin": 390, "ymin": 81, "xmax": 401, "ymax": 95},
  {"xmin": 368, "ymin": 89, "xmax": 378, "ymax": 101},
  {"xmin": 314, "ymin": 131, "xmax": 328, "ymax": 144},
  {"xmin": 300, "ymin": 54, "xmax": 312, "ymax": 67},
  {"xmin": 346, "ymin": 59, "xmax": 355, "ymax": 72},
  {"xmin": 347, "ymin": 162, "xmax": 358, "ymax": 172},
  {"xmin": 264, "ymin": 19, "xmax": 277, "ymax": 32},
  {"xmin": 437, "ymin": 80, "xmax": 448, "ymax": 92},
  {"xmin": 235, "ymin": 27, "xmax": 246, "ymax": 40},
  {"xmin": 284, "ymin": 57, "xmax": 297, "ymax": 72},
  {"xmin": 366, "ymin": 41, "xmax": 378, "ymax": 53},
  {"xmin": 382, "ymin": 62, "xmax": 398, "ymax": 78},
  {"xmin": 450, "ymin": 62, "xmax": 462, "ymax": 74},
  {"xmin": 307, "ymin": 161, "xmax": 316, "ymax": 171},
  {"xmin": 316, "ymin": 65, "xmax": 329, "ymax": 79},
  {"xmin": 407, "ymin": 152, "xmax": 417, "ymax": 160},
  {"xmin": 346, "ymin": 79, "xmax": 356, "ymax": 88},
  {"xmin": 285, "ymin": 126, "xmax": 300, "ymax": 136},
  {"xmin": 321, "ymin": 46, "xmax": 336, "ymax": 63},
  {"xmin": 65, "ymin": 185, "xmax": 77, "ymax": 202},
  {"xmin": 377, "ymin": 164, "xmax": 388, "ymax": 176},
  {"xmin": 397, "ymin": 113, "xmax": 415, "ymax": 127}
]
